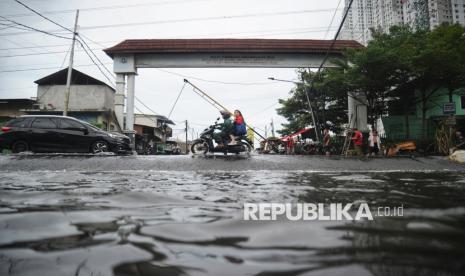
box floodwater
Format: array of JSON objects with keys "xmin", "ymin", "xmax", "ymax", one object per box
[{"xmin": 0, "ymin": 157, "xmax": 465, "ymax": 275}]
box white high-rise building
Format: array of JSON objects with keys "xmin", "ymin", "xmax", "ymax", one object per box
[
  {"xmin": 402, "ymin": 0, "xmax": 430, "ymax": 30},
  {"xmin": 340, "ymin": 0, "xmax": 465, "ymax": 45},
  {"xmin": 451, "ymin": 0, "xmax": 465, "ymax": 25},
  {"xmin": 340, "ymin": 0, "xmax": 404, "ymax": 45},
  {"xmin": 340, "ymin": 0, "xmax": 374, "ymax": 45},
  {"xmin": 372, "ymin": 0, "xmax": 404, "ymax": 33},
  {"xmin": 429, "ymin": 0, "xmax": 454, "ymax": 28}
]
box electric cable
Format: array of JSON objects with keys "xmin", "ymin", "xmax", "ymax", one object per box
[{"xmin": 168, "ymin": 82, "xmax": 186, "ymax": 119}]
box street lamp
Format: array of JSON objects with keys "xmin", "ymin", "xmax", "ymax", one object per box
[{"xmin": 268, "ymin": 77, "xmax": 321, "ymax": 142}]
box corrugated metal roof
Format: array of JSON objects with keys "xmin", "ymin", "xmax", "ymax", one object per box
[{"xmin": 104, "ymin": 38, "xmax": 363, "ymax": 57}]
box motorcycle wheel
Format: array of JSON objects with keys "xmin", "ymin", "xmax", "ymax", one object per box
[
  {"xmin": 191, "ymin": 141, "xmax": 209, "ymax": 155},
  {"xmin": 240, "ymin": 141, "xmax": 252, "ymax": 156}
]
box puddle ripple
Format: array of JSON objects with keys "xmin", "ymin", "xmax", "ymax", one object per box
[{"xmin": 0, "ymin": 171, "xmax": 464, "ymax": 276}]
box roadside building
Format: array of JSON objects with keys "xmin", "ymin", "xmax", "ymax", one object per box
[
  {"xmin": 0, "ymin": 98, "xmax": 36, "ymax": 125},
  {"xmin": 383, "ymin": 88, "xmax": 465, "ymax": 141},
  {"xmin": 125, "ymin": 113, "xmax": 174, "ymax": 154},
  {"xmin": 21, "ymin": 68, "xmax": 121, "ymax": 131},
  {"xmin": 451, "ymin": 0, "xmax": 465, "ymax": 24}
]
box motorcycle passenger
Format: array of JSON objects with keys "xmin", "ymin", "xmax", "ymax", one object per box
[
  {"xmin": 214, "ymin": 110, "xmax": 234, "ymax": 148},
  {"xmin": 229, "ymin": 110, "xmax": 247, "ymax": 145}
]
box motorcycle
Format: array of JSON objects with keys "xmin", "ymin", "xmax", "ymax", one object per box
[{"xmin": 190, "ymin": 117, "xmax": 252, "ymax": 155}]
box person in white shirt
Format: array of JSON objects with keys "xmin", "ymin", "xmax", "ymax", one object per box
[{"xmin": 368, "ymin": 130, "xmax": 381, "ymax": 156}]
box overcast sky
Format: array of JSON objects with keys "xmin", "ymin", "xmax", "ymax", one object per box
[{"xmin": 0, "ymin": 0, "xmax": 343, "ymax": 140}]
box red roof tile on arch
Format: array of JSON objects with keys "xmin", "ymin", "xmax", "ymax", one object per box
[{"xmin": 103, "ymin": 38, "xmax": 363, "ymax": 57}]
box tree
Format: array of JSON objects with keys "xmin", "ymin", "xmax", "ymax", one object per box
[
  {"xmin": 278, "ymin": 24, "xmax": 465, "ymax": 142},
  {"xmin": 277, "ymin": 68, "xmax": 348, "ymax": 136}
]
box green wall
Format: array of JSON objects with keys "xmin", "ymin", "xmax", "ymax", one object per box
[
  {"xmin": 382, "ymin": 116, "xmax": 435, "ymax": 141},
  {"xmin": 416, "ymin": 88, "xmax": 465, "ymax": 118}
]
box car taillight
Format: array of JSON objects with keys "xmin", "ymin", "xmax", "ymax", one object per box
[{"xmin": 1, "ymin": 127, "xmax": 11, "ymax": 132}]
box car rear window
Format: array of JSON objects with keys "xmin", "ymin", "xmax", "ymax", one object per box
[
  {"xmin": 31, "ymin": 118, "xmax": 59, "ymax": 129},
  {"xmin": 5, "ymin": 117, "xmax": 32, "ymax": 128},
  {"xmin": 60, "ymin": 119, "xmax": 84, "ymax": 129}
]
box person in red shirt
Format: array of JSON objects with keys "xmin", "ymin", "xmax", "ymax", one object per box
[
  {"xmin": 286, "ymin": 136, "xmax": 295, "ymax": 155},
  {"xmin": 229, "ymin": 110, "xmax": 246, "ymax": 145},
  {"xmin": 351, "ymin": 128, "xmax": 364, "ymax": 156}
]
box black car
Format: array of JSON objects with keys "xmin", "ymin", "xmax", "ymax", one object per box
[{"xmin": 0, "ymin": 115, "xmax": 131, "ymax": 154}]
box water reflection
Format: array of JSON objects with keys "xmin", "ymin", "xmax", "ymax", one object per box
[{"xmin": 0, "ymin": 171, "xmax": 464, "ymax": 275}]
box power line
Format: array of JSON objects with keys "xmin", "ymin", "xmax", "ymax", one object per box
[
  {"xmin": 77, "ymin": 35, "xmax": 114, "ymax": 77},
  {"xmin": 76, "ymin": 40, "xmax": 114, "ymax": 86},
  {"xmin": 0, "ymin": 47, "xmax": 103, "ymax": 58},
  {"xmin": 0, "ymin": 15, "xmax": 71, "ymax": 40},
  {"xmin": 134, "ymin": 104, "xmax": 160, "ymax": 126},
  {"xmin": 36, "ymin": 44, "xmax": 72, "ymax": 104},
  {"xmin": 0, "ymin": 40, "xmax": 116, "ymax": 51},
  {"xmin": 0, "ymin": 22, "xmax": 31, "ymax": 32},
  {"xmin": 247, "ymin": 101, "xmax": 280, "ymax": 119},
  {"xmin": 1, "ymin": 8, "xmax": 342, "ymax": 36},
  {"xmin": 168, "ymin": 82, "xmax": 186, "ymax": 118},
  {"xmin": 156, "ymin": 69, "xmax": 278, "ymax": 86},
  {"xmin": 0, "ymin": 62, "xmax": 111, "ymax": 73},
  {"xmin": 313, "ymin": 0, "xmax": 355, "ymax": 77},
  {"xmin": 135, "ymin": 96, "xmax": 159, "ymax": 115},
  {"xmin": 3, "ymin": 0, "xmax": 217, "ymax": 18},
  {"xmin": 78, "ymin": 33, "xmax": 110, "ymax": 49},
  {"xmin": 81, "ymin": 9, "xmax": 342, "ymax": 31},
  {"xmin": 324, "ymin": 0, "xmax": 343, "ymax": 40},
  {"xmin": 13, "ymin": 0, "xmax": 73, "ymax": 33}
]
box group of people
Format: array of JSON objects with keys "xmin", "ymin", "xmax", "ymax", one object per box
[
  {"xmin": 350, "ymin": 128, "xmax": 382, "ymax": 157},
  {"xmin": 213, "ymin": 110, "xmax": 247, "ymax": 148}
]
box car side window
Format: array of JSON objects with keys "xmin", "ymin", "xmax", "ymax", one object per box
[
  {"xmin": 60, "ymin": 119, "xmax": 84, "ymax": 130},
  {"xmin": 31, "ymin": 118, "xmax": 58, "ymax": 129},
  {"xmin": 6, "ymin": 117, "xmax": 32, "ymax": 128}
]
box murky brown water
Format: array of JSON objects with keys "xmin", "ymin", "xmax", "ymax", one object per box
[{"xmin": 0, "ymin": 170, "xmax": 464, "ymax": 276}]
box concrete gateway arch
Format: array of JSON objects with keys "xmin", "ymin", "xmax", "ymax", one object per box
[{"xmin": 104, "ymin": 38, "xmax": 364, "ymax": 146}]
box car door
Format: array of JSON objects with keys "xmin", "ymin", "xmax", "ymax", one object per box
[
  {"xmin": 29, "ymin": 117, "xmax": 64, "ymax": 152},
  {"xmin": 59, "ymin": 118, "xmax": 93, "ymax": 153}
]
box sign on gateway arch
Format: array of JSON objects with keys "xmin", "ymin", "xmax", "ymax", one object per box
[
  {"xmin": 132, "ymin": 52, "xmax": 334, "ymax": 68},
  {"xmin": 104, "ymin": 38, "xmax": 363, "ymax": 71}
]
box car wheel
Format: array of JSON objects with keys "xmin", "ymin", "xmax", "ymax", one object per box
[
  {"xmin": 12, "ymin": 140, "xmax": 29, "ymax": 153},
  {"xmin": 91, "ymin": 141, "xmax": 109, "ymax": 154}
]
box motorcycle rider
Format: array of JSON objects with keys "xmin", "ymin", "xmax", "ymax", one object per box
[{"xmin": 213, "ymin": 110, "xmax": 234, "ymax": 148}]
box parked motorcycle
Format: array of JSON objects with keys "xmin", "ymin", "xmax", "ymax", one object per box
[{"xmin": 191, "ymin": 118, "xmax": 252, "ymax": 155}]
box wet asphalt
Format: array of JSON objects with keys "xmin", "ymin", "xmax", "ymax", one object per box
[
  {"xmin": 1, "ymin": 154, "xmax": 464, "ymax": 276},
  {"xmin": 0, "ymin": 153, "xmax": 464, "ymax": 172}
]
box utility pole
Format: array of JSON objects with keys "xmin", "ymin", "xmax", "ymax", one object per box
[
  {"xmin": 185, "ymin": 120, "xmax": 188, "ymax": 154},
  {"xmin": 63, "ymin": 10, "xmax": 79, "ymax": 116},
  {"xmin": 271, "ymin": 118, "xmax": 275, "ymax": 137},
  {"xmin": 268, "ymin": 76, "xmax": 320, "ymax": 142},
  {"xmin": 301, "ymin": 72, "xmax": 320, "ymax": 142},
  {"xmin": 265, "ymin": 125, "xmax": 268, "ymax": 138}
]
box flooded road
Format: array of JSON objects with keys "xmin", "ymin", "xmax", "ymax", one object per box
[{"xmin": 0, "ymin": 155, "xmax": 464, "ymax": 276}]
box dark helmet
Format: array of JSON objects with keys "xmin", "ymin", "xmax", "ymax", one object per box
[{"xmin": 220, "ymin": 110, "xmax": 231, "ymax": 119}]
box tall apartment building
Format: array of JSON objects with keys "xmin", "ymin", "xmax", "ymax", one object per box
[
  {"xmin": 340, "ymin": 0, "xmax": 403, "ymax": 45},
  {"xmin": 340, "ymin": 0, "xmax": 464, "ymax": 45},
  {"xmin": 451, "ymin": 0, "xmax": 465, "ymax": 25},
  {"xmin": 372, "ymin": 0, "xmax": 404, "ymax": 33},
  {"xmin": 339, "ymin": 0, "xmax": 373, "ymax": 45},
  {"xmin": 402, "ymin": 0, "xmax": 430, "ymax": 30}
]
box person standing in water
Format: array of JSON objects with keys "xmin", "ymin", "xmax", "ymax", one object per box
[{"xmin": 323, "ymin": 128, "xmax": 331, "ymax": 156}]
